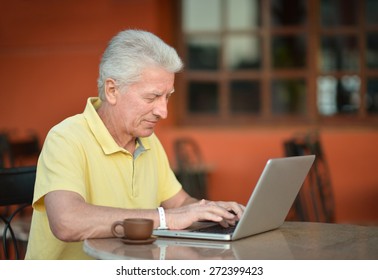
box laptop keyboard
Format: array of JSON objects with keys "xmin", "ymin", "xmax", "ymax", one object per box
[{"xmin": 191, "ymin": 223, "xmax": 237, "ymax": 234}]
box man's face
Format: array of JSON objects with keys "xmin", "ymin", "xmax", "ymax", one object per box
[{"xmin": 113, "ymin": 66, "xmax": 175, "ymax": 138}]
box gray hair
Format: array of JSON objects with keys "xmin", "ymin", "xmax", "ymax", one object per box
[{"xmin": 97, "ymin": 29, "xmax": 184, "ymax": 100}]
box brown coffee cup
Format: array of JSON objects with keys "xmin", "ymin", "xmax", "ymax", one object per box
[{"xmin": 111, "ymin": 218, "xmax": 153, "ymax": 240}]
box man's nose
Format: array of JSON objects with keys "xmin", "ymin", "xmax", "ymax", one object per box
[{"xmin": 153, "ymin": 98, "xmax": 168, "ymax": 119}]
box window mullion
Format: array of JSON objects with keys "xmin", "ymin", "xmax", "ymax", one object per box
[
  {"xmin": 358, "ymin": 0, "xmax": 367, "ymax": 118},
  {"xmin": 307, "ymin": 0, "xmax": 320, "ymax": 123},
  {"xmin": 220, "ymin": 0, "xmax": 229, "ymax": 121},
  {"xmin": 260, "ymin": 0, "xmax": 272, "ymax": 120}
]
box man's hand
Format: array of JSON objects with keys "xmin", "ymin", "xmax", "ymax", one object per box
[{"xmin": 165, "ymin": 199, "xmax": 245, "ymax": 230}]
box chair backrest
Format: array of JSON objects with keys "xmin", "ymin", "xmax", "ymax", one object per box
[
  {"xmin": 0, "ymin": 166, "xmax": 36, "ymax": 259},
  {"xmin": 9, "ymin": 134, "xmax": 40, "ymax": 158},
  {"xmin": 174, "ymin": 137, "xmax": 203, "ymax": 170},
  {"xmin": 173, "ymin": 137, "xmax": 208, "ymax": 199},
  {"xmin": 284, "ymin": 131, "xmax": 335, "ymax": 223},
  {"xmin": 0, "ymin": 133, "xmax": 14, "ymax": 168}
]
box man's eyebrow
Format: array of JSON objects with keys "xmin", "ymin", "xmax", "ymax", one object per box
[{"xmin": 150, "ymin": 89, "xmax": 175, "ymax": 96}]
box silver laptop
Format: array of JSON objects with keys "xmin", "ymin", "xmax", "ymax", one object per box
[{"xmin": 153, "ymin": 155, "xmax": 315, "ymax": 241}]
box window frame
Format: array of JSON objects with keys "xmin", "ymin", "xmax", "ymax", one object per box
[{"xmin": 175, "ymin": 0, "xmax": 378, "ymax": 127}]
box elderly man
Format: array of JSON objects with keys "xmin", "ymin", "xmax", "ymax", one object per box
[{"xmin": 25, "ymin": 30, "xmax": 244, "ymax": 259}]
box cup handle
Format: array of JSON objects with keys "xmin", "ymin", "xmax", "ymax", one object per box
[{"xmin": 111, "ymin": 221, "xmax": 125, "ymax": 238}]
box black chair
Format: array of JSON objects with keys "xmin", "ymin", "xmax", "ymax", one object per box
[
  {"xmin": 173, "ymin": 137, "xmax": 208, "ymax": 199},
  {"xmin": 0, "ymin": 166, "xmax": 36, "ymax": 259},
  {"xmin": 0, "ymin": 133, "xmax": 14, "ymax": 168},
  {"xmin": 284, "ymin": 131, "xmax": 335, "ymax": 223},
  {"xmin": 8, "ymin": 133, "xmax": 40, "ymax": 167}
]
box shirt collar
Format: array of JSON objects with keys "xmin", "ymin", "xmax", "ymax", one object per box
[{"xmin": 83, "ymin": 97, "xmax": 150, "ymax": 155}]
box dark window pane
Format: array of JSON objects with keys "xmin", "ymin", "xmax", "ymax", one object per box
[
  {"xmin": 272, "ymin": 35, "xmax": 306, "ymax": 68},
  {"xmin": 317, "ymin": 75, "xmax": 360, "ymax": 116},
  {"xmin": 271, "ymin": 79, "xmax": 306, "ymax": 115},
  {"xmin": 271, "ymin": 0, "xmax": 306, "ymax": 26},
  {"xmin": 230, "ymin": 81, "xmax": 261, "ymax": 113},
  {"xmin": 320, "ymin": 36, "xmax": 359, "ymax": 71},
  {"xmin": 367, "ymin": 79, "xmax": 378, "ymax": 114},
  {"xmin": 187, "ymin": 37, "xmax": 220, "ymax": 70},
  {"xmin": 321, "ymin": 0, "xmax": 358, "ymax": 27},
  {"xmin": 188, "ymin": 82, "xmax": 219, "ymax": 113},
  {"xmin": 366, "ymin": 0, "xmax": 378, "ymax": 25},
  {"xmin": 227, "ymin": 0, "xmax": 261, "ymax": 30},
  {"xmin": 182, "ymin": 0, "xmax": 221, "ymax": 32},
  {"xmin": 226, "ymin": 35, "xmax": 261, "ymax": 70},
  {"xmin": 367, "ymin": 33, "xmax": 378, "ymax": 69}
]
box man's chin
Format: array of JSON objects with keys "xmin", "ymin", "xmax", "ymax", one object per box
[{"xmin": 138, "ymin": 128, "xmax": 155, "ymax": 137}]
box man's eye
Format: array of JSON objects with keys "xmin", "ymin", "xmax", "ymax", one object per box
[{"xmin": 146, "ymin": 95, "xmax": 157, "ymax": 102}]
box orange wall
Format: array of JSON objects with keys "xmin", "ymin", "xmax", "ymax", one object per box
[
  {"xmin": 0, "ymin": 0, "xmax": 176, "ymax": 137},
  {"xmin": 1, "ymin": 0, "xmax": 377, "ymax": 225},
  {"xmin": 156, "ymin": 127, "xmax": 378, "ymax": 225}
]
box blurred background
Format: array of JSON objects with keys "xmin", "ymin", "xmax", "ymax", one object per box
[{"xmin": 1, "ymin": 0, "xmax": 377, "ymax": 225}]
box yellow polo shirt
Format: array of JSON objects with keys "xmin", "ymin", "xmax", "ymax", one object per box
[{"xmin": 25, "ymin": 97, "xmax": 181, "ymax": 259}]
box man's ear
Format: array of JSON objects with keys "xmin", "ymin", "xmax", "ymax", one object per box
[{"xmin": 104, "ymin": 78, "xmax": 118, "ymax": 105}]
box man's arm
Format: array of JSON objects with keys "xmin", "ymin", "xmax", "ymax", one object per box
[
  {"xmin": 45, "ymin": 188, "xmax": 244, "ymax": 242},
  {"xmin": 161, "ymin": 188, "xmax": 198, "ymax": 208},
  {"xmin": 44, "ymin": 190, "xmax": 161, "ymax": 241}
]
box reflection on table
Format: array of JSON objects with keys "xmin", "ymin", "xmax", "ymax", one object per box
[{"xmin": 83, "ymin": 222, "xmax": 378, "ymax": 260}]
